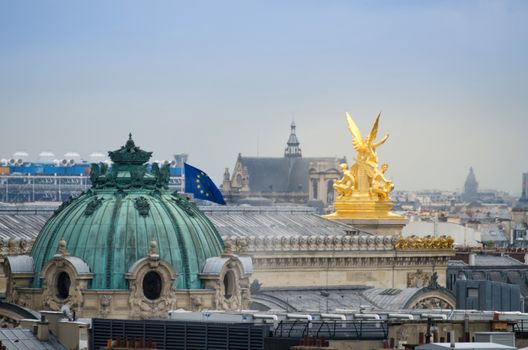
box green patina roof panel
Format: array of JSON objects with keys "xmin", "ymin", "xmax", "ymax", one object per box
[{"xmin": 30, "ymin": 136, "xmax": 224, "ymax": 290}]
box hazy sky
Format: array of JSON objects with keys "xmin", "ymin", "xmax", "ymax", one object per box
[{"xmin": 1, "ymin": 1, "xmax": 527, "ymax": 193}]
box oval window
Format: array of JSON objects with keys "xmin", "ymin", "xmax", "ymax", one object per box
[
  {"xmin": 143, "ymin": 271, "xmax": 162, "ymax": 300},
  {"xmin": 56, "ymin": 272, "xmax": 71, "ymax": 300}
]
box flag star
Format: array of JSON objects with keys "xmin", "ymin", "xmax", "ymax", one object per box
[{"xmin": 200, "ymin": 190, "xmax": 204, "ymax": 194}]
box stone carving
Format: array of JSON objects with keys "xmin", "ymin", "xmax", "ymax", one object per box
[
  {"xmin": 191, "ymin": 296, "xmax": 202, "ymax": 311},
  {"xmin": 250, "ymin": 279, "xmax": 262, "ymax": 294},
  {"xmin": 412, "ymin": 297, "xmax": 453, "ymax": 310},
  {"xmin": 148, "ymin": 240, "xmax": 158, "ymax": 257},
  {"xmin": 84, "ymin": 197, "xmax": 103, "ymax": 216},
  {"xmin": 250, "ymin": 255, "xmax": 449, "ymax": 271},
  {"xmin": 7, "ymin": 239, "xmax": 17, "ymax": 256},
  {"xmin": 407, "ymin": 269, "xmax": 431, "ymax": 288},
  {"xmin": 223, "ymin": 240, "xmax": 234, "ymax": 255},
  {"xmin": 134, "ymin": 196, "xmax": 150, "ymax": 216},
  {"xmin": 395, "ymin": 235, "xmax": 454, "ymax": 250},
  {"xmin": 427, "ymin": 272, "xmax": 440, "ymax": 289},
  {"xmin": 240, "ymin": 234, "xmax": 396, "ymax": 253},
  {"xmin": 128, "ymin": 278, "xmax": 177, "ymax": 319},
  {"xmin": 57, "ymin": 239, "xmax": 69, "ymax": 256},
  {"xmin": 100, "ymin": 295, "xmax": 112, "ymax": 318}
]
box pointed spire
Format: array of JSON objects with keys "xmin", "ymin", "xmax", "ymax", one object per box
[
  {"xmin": 284, "ymin": 121, "xmax": 302, "ymax": 158},
  {"xmin": 463, "ymin": 166, "xmax": 479, "ymax": 201}
]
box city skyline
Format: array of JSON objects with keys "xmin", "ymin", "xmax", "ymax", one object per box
[{"xmin": 1, "ymin": 1, "xmax": 527, "ymax": 193}]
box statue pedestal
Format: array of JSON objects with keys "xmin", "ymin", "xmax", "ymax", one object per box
[
  {"xmin": 323, "ymin": 195, "xmax": 407, "ymax": 236},
  {"xmin": 335, "ymin": 218, "xmax": 408, "ymax": 236}
]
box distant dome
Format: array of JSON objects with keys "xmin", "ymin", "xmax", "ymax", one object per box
[
  {"xmin": 38, "ymin": 151, "xmax": 55, "ymax": 162},
  {"xmin": 13, "ymin": 151, "xmax": 28, "ymax": 158},
  {"xmin": 89, "ymin": 152, "xmax": 106, "ymax": 163},
  {"xmin": 64, "ymin": 152, "xmax": 80, "ymax": 159},
  {"xmin": 31, "ymin": 135, "xmax": 224, "ymax": 290}
]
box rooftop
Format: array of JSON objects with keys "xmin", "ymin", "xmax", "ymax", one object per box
[
  {"xmin": 250, "ymin": 285, "xmax": 423, "ymax": 312},
  {"xmin": 0, "ymin": 328, "xmax": 65, "ymax": 350},
  {"xmin": 202, "ymin": 206, "xmax": 364, "ymax": 238}
]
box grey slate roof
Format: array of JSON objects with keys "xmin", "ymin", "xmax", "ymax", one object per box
[
  {"xmin": 513, "ymin": 198, "xmax": 528, "ymax": 211},
  {"xmin": 449, "ymin": 255, "xmax": 524, "ymax": 267},
  {"xmin": 416, "ymin": 343, "xmax": 515, "ymax": 350},
  {"xmin": 6, "ymin": 255, "xmax": 34, "ymax": 274},
  {"xmin": 0, "ymin": 328, "xmax": 66, "ymax": 350},
  {"xmin": 239, "ymin": 156, "xmax": 336, "ymax": 193},
  {"xmin": 474, "ymin": 255, "xmax": 524, "ymax": 266},
  {"xmin": 362, "ymin": 287, "xmax": 422, "ymax": 310},
  {"xmin": 251, "ymin": 286, "xmax": 422, "ymax": 312},
  {"xmin": 0, "ymin": 215, "xmax": 49, "ymax": 241},
  {"xmin": 0, "ymin": 205, "xmax": 360, "ymax": 242},
  {"xmin": 201, "ymin": 206, "xmax": 360, "ymax": 238},
  {"xmin": 480, "ymin": 224, "xmax": 508, "ymax": 242}
]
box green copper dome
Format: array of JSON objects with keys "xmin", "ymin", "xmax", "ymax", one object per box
[{"xmin": 30, "ymin": 135, "xmax": 224, "ymax": 290}]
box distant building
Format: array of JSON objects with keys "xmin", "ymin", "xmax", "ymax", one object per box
[
  {"xmin": 447, "ymin": 254, "xmax": 528, "ymax": 311},
  {"xmin": 463, "ymin": 167, "xmax": 479, "ymax": 202},
  {"xmin": 512, "ymin": 173, "xmax": 528, "ymax": 242},
  {"xmin": 221, "ymin": 122, "xmax": 344, "ymax": 206}
]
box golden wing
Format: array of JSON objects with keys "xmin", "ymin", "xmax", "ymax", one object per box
[
  {"xmin": 367, "ymin": 111, "xmax": 381, "ymax": 142},
  {"xmin": 345, "ymin": 112, "xmax": 364, "ymax": 151}
]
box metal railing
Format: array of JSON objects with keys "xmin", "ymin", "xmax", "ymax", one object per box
[{"xmin": 271, "ymin": 320, "xmax": 388, "ymax": 340}]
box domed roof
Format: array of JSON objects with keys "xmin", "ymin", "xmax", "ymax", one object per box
[{"xmin": 30, "ymin": 135, "xmax": 224, "ymax": 290}]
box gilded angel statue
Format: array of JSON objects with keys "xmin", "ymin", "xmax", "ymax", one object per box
[{"xmin": 346, "ymin": 112, "xmax": 389, "ymax": 168}]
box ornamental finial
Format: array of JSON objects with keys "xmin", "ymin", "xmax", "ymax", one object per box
[
  {"xmin": 57, "ymin": 238, "xmax": 69, "ymax": 256},
  {"xmin": 148, "ymin": 240, "xmax": 159, "ymax": 257},
  {"xmin": 129, "ymin": 132, "xmax": 132, "ymax": 141}
]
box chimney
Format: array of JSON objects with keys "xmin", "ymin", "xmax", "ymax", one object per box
[
  {"xmin": 450, "ymin": 330, "xmax": 456, "ymax": 348},
  {"xmin": 468, "ymin": 253, "xmax": 476, "ymax": 266},
  {"xmin": 36, "ymin": 316, "xmax": 49, "ymax": 341}
]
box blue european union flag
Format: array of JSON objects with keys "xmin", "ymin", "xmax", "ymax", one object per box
[{"xmin": 184, "ymin": 163, "xmax": 226, "ymax": 205}]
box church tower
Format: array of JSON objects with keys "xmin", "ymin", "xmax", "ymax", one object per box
[
  {"xmin": 284, "ymin": 121, "xmax": 302, "ymax": 158},
  {"xmin": 463, "ymin": 167, "xmax": 479, "ymax": 202}
]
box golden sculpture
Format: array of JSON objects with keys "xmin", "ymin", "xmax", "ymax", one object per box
[
  {"xmin": 395, "ymin": 235, "xmax": 454, "ymax": 250},
  {"xmin": 324, "ymin": 112, "xmax": 403, "ymax": 220}
]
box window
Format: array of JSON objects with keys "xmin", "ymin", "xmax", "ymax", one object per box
[
  {"xmin": 56, "ymin": 272, "xmax": 71, "ymax": 299},
  {"xmin": 143, "ymin": 271, "xmax": 162, "ymax": 300},
  {"xmin": 223, "ymin": 270, "xmax": 235, "ymax": 299},
  {"xmin": 467, "ymin": 287, "xmax": 478, "ymax": 297},
  {"xmin": 327, "ymin": 180, "xmax": 334, "ymax": 204},
  {"xmin": 312, "ymin": 179, "xmax": 318, "ymax": 199}
]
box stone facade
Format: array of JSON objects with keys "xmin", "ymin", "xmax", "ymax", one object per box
[
  {"xmin": 308, "ymin": 159, "xmax": 341, "ymax": 206},
  {"xmin": 224, "ymin": 235, "xmax": 453, "ymax": 289},
  {"xmin": 5, "ymin": 243, "xmax": 252, "ymax": 319}
]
